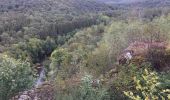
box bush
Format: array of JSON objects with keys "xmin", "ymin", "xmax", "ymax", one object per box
[
  {"xmin": 8, "ymin": 37, "xmax": 57, "ymax": 64},
  {"xmin": 86, "ymin": 44, "xmax": 111, "ymax": 75},
  {"xmin": 0, "ymin": 54, "xmax": 35, "ymax": 100},
  {"xmin": 55, "ymin": 74, "xmax": 110, "ymax": 100},
  {"xmin": 124, "ymin": 69, "xmax": 170, "ymax": 100},
  {"xmin": 49, "ymin": 48, "xmax": 73, "ymax": 79},
  {"xmin": 108, "ymin": 62, "xmax": 154, "ymax": 100}
]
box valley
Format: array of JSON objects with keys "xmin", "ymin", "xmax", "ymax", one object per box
[{"xmin": 0, "ymin": 0, "xmax": 170, "ymax": 100}]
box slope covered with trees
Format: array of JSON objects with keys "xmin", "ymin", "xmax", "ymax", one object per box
[
  {"xmin": 0, "ymin": 0, "xmax": 112, "ymax": 64},
  {"xmin": 0, "ymin": 0, "xmax": 170, "ymax": 100}
]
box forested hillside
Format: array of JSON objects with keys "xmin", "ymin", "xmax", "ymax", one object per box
[
  {"xmin": 0, "ymin": 0, "xmax": 170, "ymax": 100},
  {"xmin": 0, "ymin": 0, "xmax": 109, "ymax": 39},
  {"xmin": 0, "ymin": 0, "xmax": 112, "ymax": 63}
]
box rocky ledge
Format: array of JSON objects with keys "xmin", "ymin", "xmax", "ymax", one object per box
[{"xmin": 11, "ymin": 82, "xmax": 55, "ymax": 100}]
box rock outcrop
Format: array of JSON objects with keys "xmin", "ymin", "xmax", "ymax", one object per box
[
  {"xmin": 118, "ymin": 41, "xmax": 170, "ymax": 71},
  {"xmin": 11, "ymin": 82, "xmax": 55, "ymax": 100}
]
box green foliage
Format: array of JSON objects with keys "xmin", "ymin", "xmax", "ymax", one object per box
[
  {"xmin": 49, "ymin": 24, "xmax": 105, "ymax": 78},
  {"xmin": 51, "ymin": 14, "xmax": 170, "ymax": 99},
  {"xmin": 0, "ymin": 1, "xmax": 170, "ymax": 99},
  {"xmin": 124, "ymin": 69, "xmax": 170, "ymax": 100},
  {"xmin": 108, "ymin": 64, "xmax": 138, "ymax": 100},
  {"xmin": 108, "ymin": 62, "xmax": 153, "ymax": 100},
  {"xmin": 50, "ymin": 48, "xmax": 74, "ymax": 79},
  {"xmin": 0, "ymin": 0, "xmax": 107, "ymax": 51},
  {"xmin": 50, "ymin": 48, "xmax": 71, "ymax": 70},
  {"xmin": 55, "ymin": 74, "xmax": 110, "ymax": 100},
  {"xmin": 8, "ymin": 37, "xmax": 56, "ymax": 63},
  {"xmin": 0, "ymin": 54, "xmax": 35, "ymax": 100},
  {"xmin": 86, "ymin": 43, "xmax": 111, "ymax": 75},
  {"xmin": 79, "ymin": 75, "xmax": 110, "ymax": 100}
]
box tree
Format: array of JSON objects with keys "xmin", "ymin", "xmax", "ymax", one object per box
[
  {"xmin": 0, "ymin": 54, "xmax": 35, "ymax": 100},
  {"xmin": 49, "ymin": 48, "xmax": 72, "ymax": 78}
]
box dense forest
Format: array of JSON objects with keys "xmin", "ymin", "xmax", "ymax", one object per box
[{"xmin": 0, "ymin": 0, "xmax": 170, "ymax": 100}]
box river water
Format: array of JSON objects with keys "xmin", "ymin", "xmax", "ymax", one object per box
[{"xmin": 35, "ymin": 66, "xmax": 45, "ymax": 87}]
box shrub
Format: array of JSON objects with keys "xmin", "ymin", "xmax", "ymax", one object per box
[
  {"xmin": 49, "ymin": 48, "xmax": 72, "ymax": 79},
  {"xmin": 78, "ymin": 75, "xmax": 110, "ymax": 100},
  {"xmin": 55, "ymin": 74, "xmax": 110, "ymax": 100},
  {"xmin": 0, "ymin": 54, "xmax": 35, "ymax": 100},
  {"xmin": 147, "ymin": 46, "xmax": 166, "ymax": 70},
  {"xmin": 124, "ymin": 69, "xmax": 170, "ymax": 100}
]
